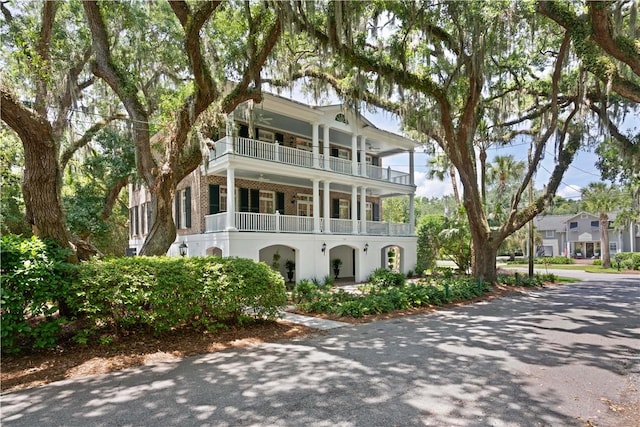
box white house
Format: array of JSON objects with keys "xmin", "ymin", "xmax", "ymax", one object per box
[{"xmin": 128, "ymin": 93, "xmax": 419, "ymax": 282}]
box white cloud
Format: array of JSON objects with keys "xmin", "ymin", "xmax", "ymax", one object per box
[
  {"xmin": 414, "ymin": 171, "xmax": 453, "ymax": 198},
  {"xmin": 556, "ymin": 184, "xmax": 582, "ymax": 200}
]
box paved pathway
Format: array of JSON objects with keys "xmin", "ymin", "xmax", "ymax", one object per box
[{"xmin": 2, "ymin": 278, "xmax": 639, "ymax": 426}]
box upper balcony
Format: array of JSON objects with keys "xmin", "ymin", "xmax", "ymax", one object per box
[{"xmin": 209, "ymin": 137, "xmax": 412, "ymax": 186}]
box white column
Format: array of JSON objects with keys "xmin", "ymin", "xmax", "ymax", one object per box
[
  {"xmin": 360, "ymin": 186, "xmax": 367, "ymax": 234},
  {"xmin": 324, "ymin": 180, "xmax": 331, "ymax": 233},
  {"xmin": 409, "ymin": 149, "xmax": 415, "ymax": 185},
  {"xmin": 226, "ymin": 167, "xmax": 236, "ymax": 230},
  {"xmin": 313, "ymin": 179, "xmax": 320, "ymax": 233},
  {"xmin": 409, "ymin": 194, "xmax": 415, "ymax": 234},
  {"xmin": 631, "ymin": 222, "xmax": 636, "ymax": 252},
  {"xmin": 323, "ymin": 126, "xmax": 330, "ymax": 170},
  {"xmin": 351, "ymin": 184, "xmax": 358, "ymax": 234},
  {"xmin": 225, "ymin": 112, "xmax": 235, "ymax": 154},
  {"xmin": 312, "ymin": 122, "xmax": 319, "ymax": 168},
  {"xmin": 351, "ymin": 134, "xmax": 358, "ymax": 175},
  {"xmin": 360, "ymin": 136, "xmax": 367, "ymax": 177}
]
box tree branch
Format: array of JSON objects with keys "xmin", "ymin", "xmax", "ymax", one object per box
[
  {"xmin": 34, "ymin": 1, "xmax": 57, "ymax": 115},
  {"xmin": 59, "ymin": 113, "xmax": 127, "ymax": 172},
  {"xmin": 588, "ymin": 1, "xmax": 640, "ymax": 77},
  {"xmin": 83, "ymin": 1, "xmax": 155, "ymax": 186},
  {"xmin": 537, "ymin": 0, "xmax": 640, "ymax": 102}
]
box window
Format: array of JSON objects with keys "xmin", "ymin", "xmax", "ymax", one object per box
[
  {"xmin": 257, "ymin": 129, "xmax": 274, "ymax": 142},
  {"xmin": 591, "ymin": 220, "xmax": 599, "ymax": 228},
  {"xmin": 365, "ymin": 202, "xmax": 372, "ymax": 221},
  {"xmin": 608, "ymin": 221, "xmax": 614, "ymax": 229},
  {"xmin": 175, "ymin": 187, "xmax": 191, "ymax": 229},
  {"xmin": 295, "ymin": 138, "xmax": 312, "ymax": 151},
  {"xmin": 339, "ymin": 199, "xmax": 350, "ymax": 219},
  {"xmin": 545, "ymin": 230, "xmax": 555, "ymax": 238},
  {"xmin": 335, "ymin": 113, "xmax": 348, "ymax": 124},
  {"xmin": 609, "ymin": 242, "xmax": 617, "ymax": 254},
  {"xmin": 337, "ymin": 148, "xmax": 350, "ymax": 160},
  {"xmin": 296, "ymin": 194, "xmax": 313, "ymax": 216},
  {"xmin": 220, "ymin": 186, "xmax": 227, "ymax": 212},
  {"xmin": 140, "ymin": 204, "xmax": 145, "ymax": 235},
  {"xmin": 569, "ymin": 221, "xmax": 578, "ymax": 229},
  {"xmin": 260, "ymin": 191, "xmax": 275, "ymax": 213}
]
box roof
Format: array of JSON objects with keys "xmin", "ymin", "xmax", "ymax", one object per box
[
  {"xmin": 534, "ymin": 214, "xmax": 573, "ymax": 232},
  {"xmin": 534, "ymin": 211, "xmax": 620, "ymax": 231}
]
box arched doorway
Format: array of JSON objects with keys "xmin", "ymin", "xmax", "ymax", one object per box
[{"xmin": 259, "ymin": 244, "xmax": 297, "ymax": 283}]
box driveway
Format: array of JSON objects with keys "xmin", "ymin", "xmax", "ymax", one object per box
[{"xmin": 2, "ymin": 278, "xmax": 639, "ymax": 426}]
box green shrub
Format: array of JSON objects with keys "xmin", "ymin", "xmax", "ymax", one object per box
[
  {"xmin": 70, "ymin": 256, "xmax": 286, "ymax": 337},
  {"xmin": 592, "ymin": 259, "xmax": 602, "ymax": 266},
  {"xmin": 296, "ymin": 277, "xmax": 491, "ymax": 318},
  {"xmin": 368, "ymin": 268, "xmax": 405, "ymax": 287},
  {"xmin": 1, "ymin": 235, "xmax": 73, "ymax": 353},
  {"xmin": 613, "ymin": 252, "xmax": 640, "ymax": 270},
  {"xmin": 292, "ymin": 279, "xmax": 319, "ymax": 303},
  {"xmin": 507, "ymin": 256, "xmax": 573, "ymax": 265}
]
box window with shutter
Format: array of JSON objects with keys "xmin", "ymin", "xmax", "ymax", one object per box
[
  {"xmin": 174, "ymin": 194, "xmax": 181, "ymax": 228},
  {"xmin": 209, "ymin": 184, "xmax": 220, "ymax": 214},
  {"xmin": 276, "ymin": 192, "xmax": 285, "ymax": 213},
  {"xmin": 185, "ymin": 187, "xmax": 191, "ymax": 228},
  {"xmin": 240, "ymin": 188, "xmax": 249, "ymax": 212}
]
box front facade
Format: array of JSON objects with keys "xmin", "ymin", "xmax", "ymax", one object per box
[
  {"xmin": 534, "ymin": 212, "xmax": 639, "ymax": 258},
  {"xmin": 129, "ymin": 93, "xmax": 419, "ymax": 282}
]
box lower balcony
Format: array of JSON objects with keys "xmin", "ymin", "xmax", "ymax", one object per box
[{"xmin": 205, "ymin": 212, "xmax": 412, "ymax": 236}]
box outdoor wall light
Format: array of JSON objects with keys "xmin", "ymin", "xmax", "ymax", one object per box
[
  {"xmin": 179, "ymin": 241, "xmax": 188, "ymax": 257},
  {"xmin": 321, "ymin": 242, "xmax": 327, "ymax": 254},
  {"xmin": 364, "ymin": 243, "xmax": 369, "ymax": 253}
]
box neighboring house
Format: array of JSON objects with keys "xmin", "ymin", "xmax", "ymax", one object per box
[
  {"xmin": 129, "ymin": 93, "xmax": 419, "ymax": 282},
  {"xmin": 534, "ymin": 212, "xmax": 640, "ymax": 258}
]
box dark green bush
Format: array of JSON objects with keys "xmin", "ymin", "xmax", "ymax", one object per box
[
  {"xmin": 368, "ymin": 268, "xmax": 406, "ymax": 287},
  {"xmin": 614, "ymin": 252, "xmax": 640, "ymax": 270},
  {"xmin": 1, "ymin": 235, "xmax": 73, "ymax": 353},
  {"xmin": 507, "ymin": 256, "xmax": 573, "ymax": 265},
  {"xmin": 70, "ymin": 256, "xmax": 286, "ymax": 337},
  {"xmin": 296, "ymin": 277, "xmax": 491, "ymax": 318}
]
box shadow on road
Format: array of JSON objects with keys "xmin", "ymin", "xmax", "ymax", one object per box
[{"xmin": 3, "ymin": 280, "xmax": 639, "ymax": 426}]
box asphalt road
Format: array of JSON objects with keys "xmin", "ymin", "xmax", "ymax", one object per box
[{"xmin": 2, "ymin": 277, "xmax": 639, "ymax": 427}]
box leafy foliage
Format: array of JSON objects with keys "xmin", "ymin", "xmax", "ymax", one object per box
[
  {"xmin": 613, "ymin": 252, "xmax": 640, "ymax": 271},
  {"xmin": 295, "ymin": 276, "xmax": 491, "ymax": 318},
  {"xmin": 507, "ymin": 256, "xmax": 574, "ymax": 265},
  {"xmin": 70, "ymin": 256, "xmax": 287, "ymax": 337},
  {"xmin": 1, "ymin": 235, "xmax": 73, "ymax": 353},
  {"xmin": 368, "ymin": 268, "xmax": 406, "ymax": 288}
]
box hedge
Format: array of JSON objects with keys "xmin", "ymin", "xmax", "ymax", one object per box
[
  {"xmin": 1, "ymin": 234, "xmax": 287, "ymax": 353},
  {"xmin": 613, "ymin": 252, "xmax": 640, "ymax": 270},
  {"xmin": 70, "ymin": 256, "xmax": 287, "ymax": 336}
]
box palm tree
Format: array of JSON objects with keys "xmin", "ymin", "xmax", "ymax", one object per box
[
  {"xmin": 427, "ymin": 153, "xmax": 461, "ymax": 205},
  {"xmin": 487, "ymin": 155, "xmax": 526, "ymax": 195},
  {"xmin": 581, "ymin": 182, "xmax": 621, "ymax": 269}
]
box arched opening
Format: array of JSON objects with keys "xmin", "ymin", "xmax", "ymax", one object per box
[
  {"xmin": 381, "ymin": 245, "xmax": 405, "ymax": 273},
  {"xmin": 329, "ymin": 244, "xmax": 357, "ymax": 282},
  {"xmin": 206, "ymin": 247, "xmax": 223, "ymax": 257},
  {"xmin": 259, "ymin": 244, "xmax": 297, "ymax": 283}
]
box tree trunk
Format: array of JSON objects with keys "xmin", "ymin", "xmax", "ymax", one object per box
[
  {"xmin": 139, "ymin": 179, "xmax": 177, "ymax": 256},
  {"xmin": 449, "ymin": 165, "xmax": 461, "ymax": 205},
  {"xmin": 479, "ymin": 147, "xmax": 487, "ymax": 205},
  {"xmin": 600, "ymin": 214, "xmax": 611, "ymax": 269},
  {"xmin": 470, "ymin": 234, "xmax": 499, "ymax": 283},
  {"xmin": 1, "ymin": 90, "xmax": 74, "ymax": 258}
]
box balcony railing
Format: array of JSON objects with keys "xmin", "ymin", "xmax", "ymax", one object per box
[
  {"xmin": 210, "ymin": 137, "xmax": 411, "ymax": 185},
  {"xmin": 205, "ymin": 212, "xmax": 412, "ymax": 236}
]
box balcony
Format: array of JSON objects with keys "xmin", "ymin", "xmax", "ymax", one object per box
[
  {"xmin": 205, "ymin": 212, "xmax": 412, "ymax": 236},
  {"xmin": 210, "ymin": 137, "xmax": 411, "ymax": 185}
]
